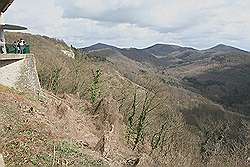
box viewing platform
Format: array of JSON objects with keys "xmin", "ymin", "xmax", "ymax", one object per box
[
  {"xmin": 5, "ymin": 43, "xmax": 30, "ymax": 54},
  {"xmin": 0, "ymin": 53, "xmax": 41, "ymax": 94}
]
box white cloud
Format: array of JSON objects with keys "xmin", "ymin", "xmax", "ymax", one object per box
[{"xmin": 4, "ymin": 0, "xmax": 250, "ymax": 50}]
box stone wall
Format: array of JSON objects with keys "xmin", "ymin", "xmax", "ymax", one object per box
[{"xmin": 0, "ymin": 54, "xmax": 41, "ymax": 94}]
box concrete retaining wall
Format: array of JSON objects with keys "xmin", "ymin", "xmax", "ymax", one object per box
[{"xmin": 0, "ymin": 54, "xmax": 41, "ymax": 94}]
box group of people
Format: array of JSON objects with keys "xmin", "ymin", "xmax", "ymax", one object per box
[
  {"xmin": 0, "ymin": 38, "xmax": 27, "ymax": 54},
  {"xmin": 12, "ymin": 39, "xmax": 27, "ymax": 54}
]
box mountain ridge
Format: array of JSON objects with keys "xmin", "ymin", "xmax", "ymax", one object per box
[
  {"xmin": 80, "ymin": 43, "xmax": 249, "ymax": 53},
  {"xmin": 203, "ymin": 44, "xmax": 249, "ymax": 54},
  {"xmin": 80, "ymin": 42, "xmax": 250, "ymax": 68}
]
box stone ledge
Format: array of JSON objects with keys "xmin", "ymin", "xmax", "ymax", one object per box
[
  {"xmin": 0, "ymin": 54, "xmax": 41, "ymax": 94},
  {"xmin": 0, "ymin": 54, "xmax": 28, "ymax": 60}
]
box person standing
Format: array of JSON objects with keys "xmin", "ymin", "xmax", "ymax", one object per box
[
  {"xmin": 19, "ymin": 38, "xmax": 25, "ymax": 54},
  {"xmin": 0, "ymin": 39, "xmax": 5, "ymax": 54},
  {"xmin": 17, "ymin": 40, "xmax": 20, "ymax": 53},
  {"xmin": 12, "ymin": 41, "xmax": 18, "ymax": 53}
]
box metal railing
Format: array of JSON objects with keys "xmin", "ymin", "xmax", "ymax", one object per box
[{"xmin": 5, "ymin": 43, "xmax": 30, "ymax": 54}]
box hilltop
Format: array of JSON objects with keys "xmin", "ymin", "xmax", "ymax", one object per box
[
  {"xmin": 0, "ymin": 33, "xmax": 249, "ymax": 166},
  {"xmin": 80, "ymin": 43, "xmax": 250, "ymax": 67}
]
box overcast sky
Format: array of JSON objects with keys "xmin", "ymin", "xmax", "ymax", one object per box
[{"xmin": 5, "ymin": 0, "xmax": 250, "ymax": 50}]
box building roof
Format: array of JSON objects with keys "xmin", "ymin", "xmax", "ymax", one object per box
[{"xmin": 0, "ymin": 0, "xmax": 14, "ymax": 13}]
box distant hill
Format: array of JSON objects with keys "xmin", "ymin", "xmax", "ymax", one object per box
[
  {"xmin": 80, "ymin": 43, "xmax": 118, "ymax": 52},
  {"xmin": 80, "ymin": 43, "xmax": 160, "ymax": 66},
  {"xmin": 80, "ymin": 43, "xmax": 250, "ymax": 67},
  {"xmin": 203, "ymin": 44, "xmax": 249, "ymax": 54},
  {"xmin": 80, "ymin": 43, "xmax": 250, "ymax": 117},
  {"xmin": 143, "ymin": 44, "xmax": 196, "ymax": 58}
]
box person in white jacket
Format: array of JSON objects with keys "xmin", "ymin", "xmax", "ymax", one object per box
[{"xmin": 19, "ymin": 38, "xmax": 25, "ymax": 54}]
